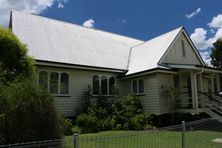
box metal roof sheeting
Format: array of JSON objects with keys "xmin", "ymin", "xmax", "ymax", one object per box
[
  {"xmin": 11, "ymin": 10, "xmax": 143, "ymax": 71},
  {"xmin": 11, "ymin": 11, "xmax": 184, "ymax": 75}
]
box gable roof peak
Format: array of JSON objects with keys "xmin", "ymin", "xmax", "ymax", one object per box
[{"xmin": 126, "ymin": 26, "xmax": 183, "ymax": 75}]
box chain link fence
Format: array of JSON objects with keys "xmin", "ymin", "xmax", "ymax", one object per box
[
  {"xmin": 1, "ymin": 118, "xmax": 222, "ymax": 148},
  {"xmin": 75, "ymin": 118, "xmax": 222, "ymax": 148},
  {"xmin": 0, "ymin": 139, "xmax": 73, "ymax": 148}
]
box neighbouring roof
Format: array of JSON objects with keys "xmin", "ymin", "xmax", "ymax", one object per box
[{"xmin": 10, "ymin": 10, "xmax": 204, "ymax": 75}]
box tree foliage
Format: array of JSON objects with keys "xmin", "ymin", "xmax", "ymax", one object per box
[
  {"xmin": 0, "ymin": 26, "xmax": 64, "ymax": 144},
  {"xmin": 210, "ymin": 38, "xmax": 222, "ymax": 69},
  {"xmin": 0, "ymin": 27, "xmax": 34, "ymax": 83},
  {"xmin": 0, "ymin": 80, "xmax": 63, "ymax": 144}
]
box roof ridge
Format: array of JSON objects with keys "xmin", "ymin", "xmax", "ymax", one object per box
[
  {"xmin": 11, "ymin": 10, "xmax": 144, "ymax": 42},
  {"xmin": 130, "ymin": 26, "xmax": 183, "ymax": 50}
]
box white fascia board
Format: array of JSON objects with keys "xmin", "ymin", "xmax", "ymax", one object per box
[
  {"xmin": 203, "ymin": 68, "xmax": 222, "ymax": 74},
  {"xmin": 36, "ymin": 60, "xmax": 126, "ymax": 73},
  {"xmin": 119, "ymin": 69, "xmax": 178, "ymax": 80}
]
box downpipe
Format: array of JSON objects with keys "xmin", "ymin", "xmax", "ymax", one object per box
[{"xmin": 194, "ymin": 67, "xmax": 204, "ymax": 115}]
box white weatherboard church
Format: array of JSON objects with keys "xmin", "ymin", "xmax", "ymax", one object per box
[{"xmin": 9, "ymin": 10, "xmax": 222, "ymax": 117}]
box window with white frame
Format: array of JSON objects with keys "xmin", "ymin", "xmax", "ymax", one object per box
[
  {"xmin": 92, "ymin": 75, "xmax": 116, "ymax": 95},
  {"xmin": 38, "ymin": 71, "xmax": 69, "ymax": 95},
  {"xmin": 101, "ymin": 76, "xmax": 108, "ymax": 95},
  {"xmin": 109, "ymin": 77, "xmax": 115, "ymax": 95},
  {"xmin": 132, "ymin": 80, "xmax": 138, "ymax": 94},
  {"xmin": 60, "ymin": 73, "xmax": 69, "ymax": 94},
  {"xmin": 50, "ymin": 72, "xmax": 59, "ymax": 94},
  {"xmin": 139, "ymin": 79, "xmax": 144, "ymax": 94},
  {"xmin": 132, "ymin": 79, "xmax": 144, "ymax": 95},
  {"xmin": 93, "ymin": 75, "xmax": 99, "ymax": 95}
]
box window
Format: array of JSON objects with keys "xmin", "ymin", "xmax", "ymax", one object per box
[
  {"xmin": 182, "ymin": 40, "xmax": 186, "ymax": 57},
  {"xmin": 101, "ymin": 76, "xmax": 108, "ymax": 95},
  {"xmin": 132, "ymin": 80, "xmax": 138, "ymax": 94},
  {"xmin": 39, "ymin": 71, "xmax": 48, "ymax": 90},
  {"xmin": 50, "ymin": 72, "xmax": 59, "ymax": 94},
  {"xmin": 92, "ymin": 75, "xmax": 115, "ymax": 95},
  {"xmin": 132, "ymin": 79, "xmax": 144, "ymax": 95},
  {"xmin": 93, "ymin": 75, "xmax": 100, "ymax": 95},
  {"xmin": 109, "ymin": 77, "xmax": 115, "ymax": 95},
  {"xmin": 139, "ymin": 79, "xmax": 144, "ymax": 94},
  {"xmin": 38, "ymin": 71, "xmax": 69, "ymax": 95},
  {"xmin": 60, "ymin": 73, "xmax": 69, "ymax": 94}
]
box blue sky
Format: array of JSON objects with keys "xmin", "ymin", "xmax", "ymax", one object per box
[
  {"xmin": 41, "ymin": 0, "xmax": 220, "ymax": 40},
  {"xmin": 1, "ymin": 0, "xmax": 222, "ymax": 64}
]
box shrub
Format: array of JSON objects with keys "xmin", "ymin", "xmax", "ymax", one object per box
[
  {"xmin": 122, "ymin": 95, "xmax": 143, "ymax": 115},
  {"xmin": 76, "ymin": 113, "xmax": 98, "ymax": 133},
  {"xmin": 0, "ymin": 79, "xmax": 63, "ymax": 144},
  {"xmin": 62, "ymin": 118, "xmax": 74, "ymax": 136},
  {"xmin": 129, "ymin": 113, "xmax": 152, "ymax": 130},
  {"xmin": 110, "ymin": 95, "xmax": 144, "ymax": 130},
  {"xmin": 76, "ymin": 94, "xmax": 152, "ymax": 132}
]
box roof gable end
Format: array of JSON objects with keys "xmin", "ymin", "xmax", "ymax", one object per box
[
  {"xmin": 126, "ymin": 27, "xmax": 183, "ymax": 75},
  {"xmin": 158, "ymin": 28, "xmax": 206, "ymax": 66}
]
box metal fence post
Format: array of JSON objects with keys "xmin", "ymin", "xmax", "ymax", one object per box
[
  {"xmin": 182, "ymin": 121, "xmax": 186, "ymax": 148},
  {"xmin": 74, "ymin": 132, "xmax": 78, "ymax": 148}
]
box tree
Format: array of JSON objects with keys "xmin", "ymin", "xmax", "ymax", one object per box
[
  {"xmin": 210, "ymin": 38, "xmax": 222, "ymax": 69},
  {"xmin": 160, "ymin": 85, "xmax": 179, "ymax": 123},
  {"xmin": 0, "ymin": 26, "xmax": 64, "ymax": 144},
  {"xmin": 0, "ymin": 27, "xmax": 34, "ymax": 84},
  {"xmin": 1, "ymin": 80, "xmax": 64, "ymax": 144}
]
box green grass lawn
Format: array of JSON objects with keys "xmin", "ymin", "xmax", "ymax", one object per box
[{"xmin": 64, "ymin": 130, "xmax": 222, "ymax": 148}]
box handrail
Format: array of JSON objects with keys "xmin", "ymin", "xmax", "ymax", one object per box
[
  {"xmin": 200, "ymin": 91, "xmax": 222, "ymax": 105},
  {"xmin": 214, "ymin": 92, "xmax": 222, "ymax": 98}
]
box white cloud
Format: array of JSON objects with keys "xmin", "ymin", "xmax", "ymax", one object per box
[
  {"xmin": 191, "ymin": 14, "xmax": 222, "ymax": 50},
  {"xmin": 210, "ymin": 28, "xmax": 216, "ymax": 34},
  {"xmin": 57, "ymin": 0, "xmax": 68, "ymax": 8},
  {"xmin": 185, "ymin": 8, "xmax": 201, "ymax": 19},
  {"xmin": 190, "ymin": 28, "xmax": 211, "ymax": 50},
  {"xmin": 0, "ymin": 0, "xmax": 68, "ymax": 26},
  {"xmin": 190, "ymin": 14, "xmax": 222, "ymax": 64},
  {"xmin": 208, "ymin": 14, "xmax": 222, "ymax": 29},
  {"xmin": 117, "ymin": 19, "xmax": 127, "ymax": 24},
  {"xmin": 83, "ymin": 18, "xmax": 95, "ymax": 28},
  {"xmin": 199, "ymin": 50, "xmax": 211, "ymax": 65},
  {"xmin": 57, "ymin": 3, "xmax": 64, "ymax": 8}
]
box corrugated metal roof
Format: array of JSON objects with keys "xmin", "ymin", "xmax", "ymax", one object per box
[
  {"xmin": 126, "ymin": 27, "xmax": 182, "ymax": 75},
  {"xmin": 11, "ymin": 11, "xmax": 185, "ymax": 75},
  {"xmin": 11, "ymin": 10, "xmax": 143, "ymax": 71}
]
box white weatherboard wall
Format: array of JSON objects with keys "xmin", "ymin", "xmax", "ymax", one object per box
[
  {"xmin": 121, "ymin": 74, "xmax": 160, "ymax": 114},
  {"xmin": 162, "ymin": 33, "xmax": 201, "ymax": 66},
  {"xmin": 36, "ymin": 66, "xmax": 118, "ymax": 116},
  {"xmin": 157, "ymin": 73, "xmax": 174, "ymax": 114}
]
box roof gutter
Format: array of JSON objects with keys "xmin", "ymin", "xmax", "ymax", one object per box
[
  {"xmin": 36, "ymin": 60, "xmax": 126, "ymax": 73},
  {"xmin": 118, "ymin": 68, "xmax": 178, "ymax": 80}
]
